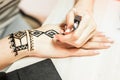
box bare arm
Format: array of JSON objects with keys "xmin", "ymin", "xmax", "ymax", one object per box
[{"xmin": 0, "ymin": 24, "xmax": 113, "ymax": 70}]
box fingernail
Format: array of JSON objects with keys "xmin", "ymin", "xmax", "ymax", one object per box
[
  {"xmin": 105, "ymin": 34, "xmax": 111, "ymax": 38},
  {"xmin": 65, "ymin": 25, "xmax": 67, "ymax": 30},
  {"xmin": 60, "ymin": 30, "xmax": 65, "ymax": 35},
  {"xmin": 107, "ymin": 38, "xmax": 114, "ymax": 42},
  {"xmin": 94, "ymin": 51, "xmax": 100, "ymax": 54},
  {"xmin": 65, "ymin": 28, "xmax": 71, "ymax": 33},
  {"xmin": 73, "ymin": 22, "xmax": 79, "ymax": 30},
  {"xmin": 104, "ymin": 43, "xmax": 112, "ymax": 47},
  {"xmin": 100, "ymin": 33, "xmax": 106, "ymax": 36}
]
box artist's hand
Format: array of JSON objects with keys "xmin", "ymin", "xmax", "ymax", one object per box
[
  {"xmin": 55, "ymin": 31, "xmax": 113, "ymax": 49},
  {"xmin": 55, "ymin": 8, "xmax": 97, "ymax": 48},
  {"xmin": 55, "ymin": 0, "xmax": 97, "ymax": 48},
  {"xmin": 30, "ymin": 29, "xmax": 113, "ymax": 58}
]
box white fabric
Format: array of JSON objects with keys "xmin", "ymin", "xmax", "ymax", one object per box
[{"xmin": 6, "ymin": 0, "xmax": 120, "ymax": 80}]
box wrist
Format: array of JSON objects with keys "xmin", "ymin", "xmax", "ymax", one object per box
[
  {"xmin": 25, "ymin": 26, "xmax": 60, "ymax": 57},
  {"xmin": 11, "ymin": 51, "xmax": 29, "ymax": 63},
  {"xmin": 0, "ymin": 36, "xmax": 29, "ymax": 69}
]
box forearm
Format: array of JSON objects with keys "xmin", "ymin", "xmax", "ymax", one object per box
[{"xmin": 75, "ymin": 0, "xmax": 95, "ymax": 12}]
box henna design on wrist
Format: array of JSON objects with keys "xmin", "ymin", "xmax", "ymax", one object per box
[
  {"xmin": 15, "ymin": 44, "xmax": 28, "ymax": 52},
  {"xmin": 9, "ymin": 31, "xmax": 28, "ymax": 56},
  {"xmin": 13, "ymin": 31, "xmax": 26, "ymax": 45},
  {"xmin": 9, "ymin": 29, "xmax": 59, "ymax": 56},
  {"xmin": 30, "ymin": 30, "xmax": 44, "ymax": 37},
  {"xmin": 9, "ymin": 33, "xmax": 18, "ymax": 55},
  {"xmin": 29, "ymin": 30, "xmax": 59, "ymax": 38}
]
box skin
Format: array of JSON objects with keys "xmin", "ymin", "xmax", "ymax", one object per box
[
  {"xmin": 0, "ymin": 25, "xmax": 113, "ymax": 70},
  {"xmin": 19, "ymin": 0, "xmax": 103, "ymax": 48},
  {"xmin": 56, "ymin": 0, "xmax": 98, "ymax": 48},
  {"xmin": 0, "ymin": 0, "xmax": 113, "ymax": 70}
]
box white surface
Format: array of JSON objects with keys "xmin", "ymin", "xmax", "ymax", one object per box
[{"xmin": 7, "ymin": 0, "xmax": 120, "ymax": 80}]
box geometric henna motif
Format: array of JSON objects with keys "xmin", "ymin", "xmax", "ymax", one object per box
[
  {"xmin": 13, "ymin": 31, "xmax": 26, "ymax": 45},
  {"xmin": 9, "ymin": 31, "xmax": 28, "ymax": 56},
  {"xmin": 13, "ymin": 31, "xmax": 26, "ymax": 39},
  {"xmin": 15, "ymin": 44, "xmax": 28, "ymax": 51},
  {"xmin": 9, "ymin": 29, "xmax": 59, "ymax": 56},
  {"xmin": 44, "ymin": 29, "xmax": 59, "ymax": 38},
  {"xmin": 30, "ymin": 30, "xmax": 59, "ymax": 38},
  {"xmin": 28, "ymin": 30, "xmax": 59, "ymax": 51},
  {"xmin": 9, "ymin": 33, "xmax": 18, "ymax": 56},
  {"xmin": 30, "ymin": 30, "xmax": 44, "ymax": 37}
]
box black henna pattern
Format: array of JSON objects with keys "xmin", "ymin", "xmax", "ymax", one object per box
[
  {"xmin": 15, "ymin": 44, "xmax": 28, "ymax": 51},
  {"xmin": 9, "ymin": 29, "xmax": 59, "ymax": 56},
  {"xmin": 9, "ymin": 31, "xmax": 28, "ymax": 56},
  {"xmin": 28, "ymin": 30, "xmax": 34, "ymax": 51},
  {"xmin": 9, "ymin": 33, "xmax": 18, "ymax": 56},
  {"xmin": 13, "ymin": 31, "xmax": 26, "ymax": 45},
  {"xmin": 30, "ymin": 30, "xmax": 59, "ymax": 38},
  {"xmin": 30, "ymin": 30, "xmax": 44, "ymax": 37},
  {"xmin": 13, "ymin": 31, "xmax": 26, "ymax": 39},
  {"xmin": 44, "ymin": 29, "xmax": 59, "ymax": 38}
]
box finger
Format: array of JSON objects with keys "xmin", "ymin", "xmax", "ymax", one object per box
[
  {"xmin": 68, "ymin": 49, "xmax": 100, "ymax": 57},
  {"xmin": 66, "ymin": 10, "xmax": 75, "ymax": 29},
  {"xmin": 94, "ymin": 32, "xmax": 106, "ymax": 37},
  {"xmin": 55, "ymin": 34, "xmax": 72, "ymax": 42},
  {"xmin": 74, "ymin": 24, "xmax": 96, "ymax": 48},
  {"xmin": 90, "ymin": 36, "xmax": 114, "ymax": 43},
  {"xmin": 52, "ymin": 39, "xmax": 74, "ymax": 49},
  {"xmin": 55, "ymin": 34, "xmax": 81, "ymax": 47},
  {"xmin": 82, "ymin": 42, "xmax": 112, "ymax": 49}
]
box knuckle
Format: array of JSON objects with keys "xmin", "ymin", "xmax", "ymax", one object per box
[
  {"xmin": 98, "ymin": 43, "xmax": 104, "ymax": 47},
  {"xmin": 74, "ymin": 43, "xmax": 81, "ymax": 48}
]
